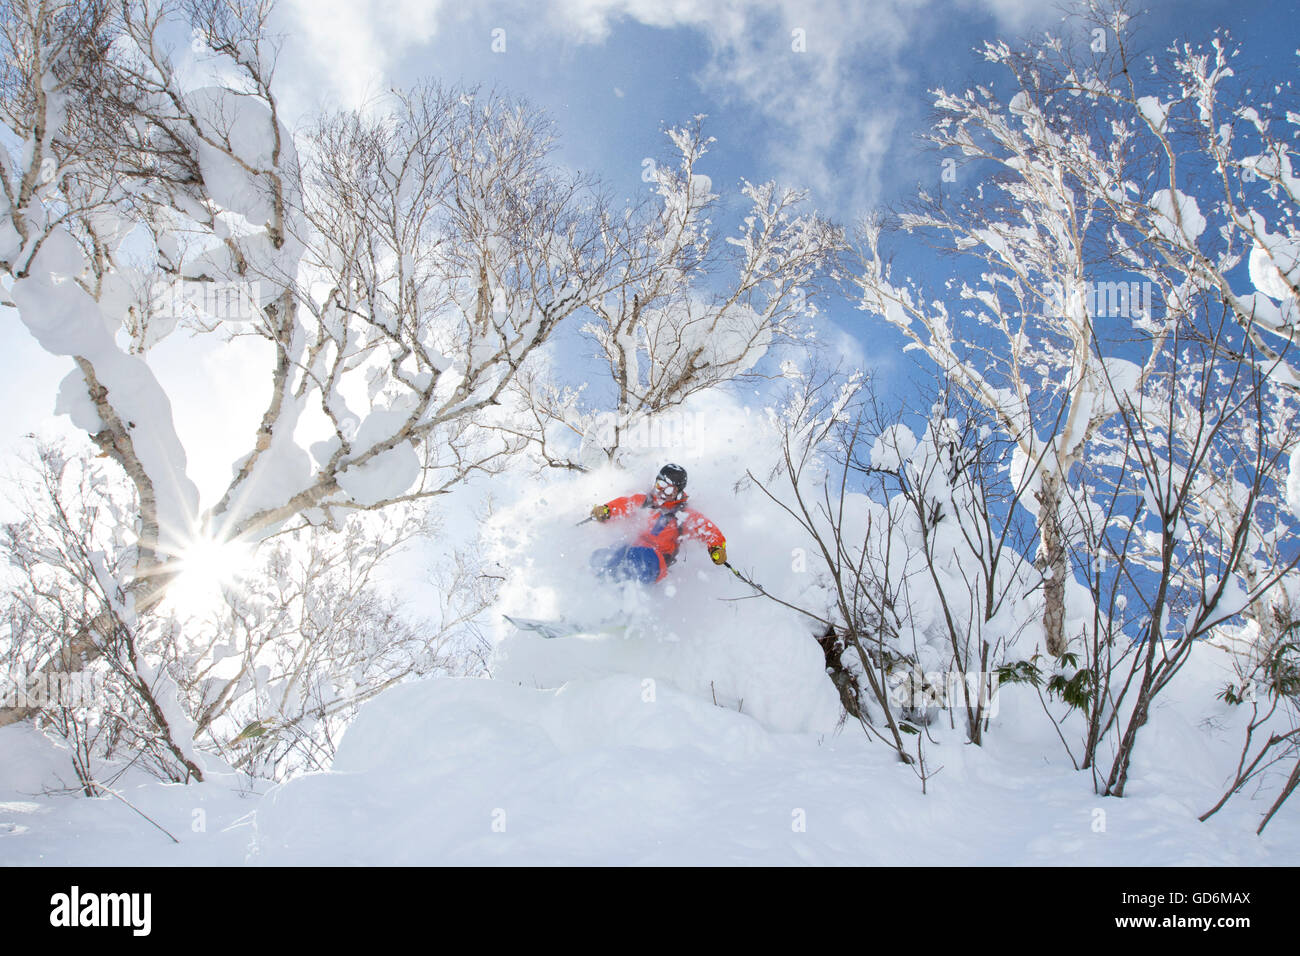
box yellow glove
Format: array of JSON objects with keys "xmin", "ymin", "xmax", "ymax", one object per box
[
  {"xmin": 591, "ymin": 503, "xmax": 611, "ymax": 521},
  {"xmin": 709, "ymin": 544, "xmax": 727, "ymax": 565}
]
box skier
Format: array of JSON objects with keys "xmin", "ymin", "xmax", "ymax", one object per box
[{"xmin": 588, "ymin": 463, "xmax": 727, "ymax": 584}]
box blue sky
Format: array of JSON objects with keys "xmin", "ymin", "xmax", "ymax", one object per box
[
  {"xmin": 273, "ymin": 0, "xmax": 1294, "ymax": 208},
  {"xmin": 0, "ymin": 0, "xmax": 1295, "ymax": 492},
  {"xmin": 268, "ymin": 0, "xmax": 1292, "ymax": 399}
]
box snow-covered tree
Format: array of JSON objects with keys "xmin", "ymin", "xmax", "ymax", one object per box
[
  {"xmin": 511, "ymin": 118, "xmax": 842, "ymax": 469},
  {"xmin": 1203, "ymin": 581, "xmax": 1300, "ymax": 834},
  {"xmin": 749, "ymin": 372, "xmax": 1040, "ymax": 760},
  {"xmin": 0, "ymin": 1, "xmax": 616, "ymax": 729},
  {"xmin": 1, "ymin": 444, "xmax": 484, "ymax": 786},
  {"xmin": 859, "ymin": 385, "xmax": 1043, "ymax": 747},
  {"xmin": 849, "ymin": 0, "xmax": 1300, "ymax": 798},
  {"xmin": 2, "ymin": 446, "xmax": 206, "ymax": 784},
  {"xmin": 742, "ymin": 370, "xmax": 916, "ymax": 763},
  {"xmin": 848, "ymin": 97, "xmax": 1137, "ymax": 659}
]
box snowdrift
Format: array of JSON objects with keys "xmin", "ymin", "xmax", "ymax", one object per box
[
  {"xmin": 3, "ymin": 392, "xmax": 1298, "ymax": 864},
  {"xmin": 241, "ymin": 640, "xmax": 1297, "ymax": 865}
]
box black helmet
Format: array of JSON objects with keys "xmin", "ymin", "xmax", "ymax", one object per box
[{"xmin": 656, "ymin": 463, "xmax": 687, "ymax": 492}]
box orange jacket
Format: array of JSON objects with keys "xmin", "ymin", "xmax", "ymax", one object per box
[{"xmin": 601, "ymin": 494, "xmax": 726, "ymax": 580}]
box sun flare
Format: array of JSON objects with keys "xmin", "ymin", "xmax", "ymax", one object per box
[{"xmin": 165, "ymin": 533, "xmax": 250, "ymax": 619}]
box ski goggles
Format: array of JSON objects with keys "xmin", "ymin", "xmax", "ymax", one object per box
[{"xmin": 654, "ymin": 478, "xmax": 680, "ymax": 496}]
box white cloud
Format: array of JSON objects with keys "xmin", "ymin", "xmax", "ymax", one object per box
[
  {"xmin": 278, "ymin": 0, "xmax": 1056, "ymax": 209},
  {"xmin": 281, "ymin": 0, "xmax": 448, "ymax": 109},
  {"xmin": 539, "ymin": 0, "xmax": 1054, "ymax": 212},
  {"xmin": 957, "ymin": 0, "xmax": 1054, "ymax": 27}
]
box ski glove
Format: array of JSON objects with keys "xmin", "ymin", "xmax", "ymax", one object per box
[
  {"xmin": 709, "ymin": 544, "xmax": 727, "ymax": 565},
  {"xmin": 591, "ymin": 503, "xmax": 611, "ymax": 521}
]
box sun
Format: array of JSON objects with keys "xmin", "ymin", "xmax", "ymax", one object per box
[{"xmin": 164, "ymin": 532, "xmax": 250, "ymax": 619}]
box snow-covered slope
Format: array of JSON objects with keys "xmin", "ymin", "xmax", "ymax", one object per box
[
  {"xmin": 2, "ymin": 394, "xmax": 1297, "ymax": 865},
  {"xmin": 5, "ymin": 643, "xmax": 1294, "ymax": 865},
  {"xmin": 243, "ymin": 644, "xmax": 1291, "ymax": 864}
]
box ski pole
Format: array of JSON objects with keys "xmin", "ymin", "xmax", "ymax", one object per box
[
  {"xmin": 724, "ymin": 560, "xmax": 761, "ymax": 589},
  {"xmin": 723, "ymin": 561, "xmax": 830, "ymax": 627}
]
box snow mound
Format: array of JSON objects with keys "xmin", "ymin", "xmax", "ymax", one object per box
[
  {"xmin": 249, "ymin": 674, "xmax": 789, "ymax": 865},
  {"xmin": 244, "ymin": 640, "xmax": 1299, "ymax": 865},
  {"xmin": 0, "ymin": 722, "xmax": 75, "ymax": 794}
]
